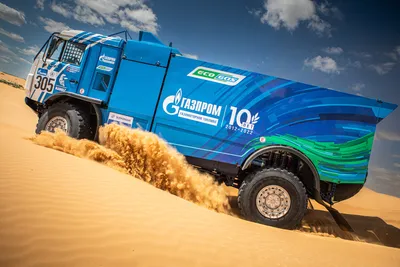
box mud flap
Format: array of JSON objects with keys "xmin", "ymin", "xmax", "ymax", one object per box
[
  {"xmin": 314, "ymin": 191, "xmax": 354, "ymax": 232},
  {"xmin": 324, "ymin": 205, "xmax": 354, "ymax": 232}
]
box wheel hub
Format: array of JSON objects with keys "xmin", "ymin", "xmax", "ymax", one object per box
[
  {"xmin": 44, "ymin": 116, "xmax": 69, "ymax": 134},
  {"xmin": 256, "ymin": 185, "xmax": 291, "ymax": 219}
]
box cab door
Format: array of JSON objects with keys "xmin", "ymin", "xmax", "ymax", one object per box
[{"xmin": 78, "ymin": 44, "xmax": 121, "ymax": 103}]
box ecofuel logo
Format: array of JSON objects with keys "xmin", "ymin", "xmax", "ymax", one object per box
[
  {"xmin": 187, "ymin": 67, "xmax": 246, "ymax": 86},
  {"xmin": 162, "ymin": 89, "xmax": 222, "ymax": 126}
]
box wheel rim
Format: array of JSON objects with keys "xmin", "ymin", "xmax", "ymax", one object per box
[
  {"xmin": 44, "ymin": 116, "xmax": 69, "ymax": 134},
  {"xmin": 256, "ymin": 185, "xmax": 291, "ymax": 219}
]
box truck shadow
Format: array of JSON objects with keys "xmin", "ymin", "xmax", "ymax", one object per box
[
  {"xmin": 300, "ymin": 209, "xmax": 400, "ymax": 249},
  {"xmin": 227, "ymin": 196, "xmax": 400, "ymax": 249}
]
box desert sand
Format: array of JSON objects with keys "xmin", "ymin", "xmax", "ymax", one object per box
[
  {"xmin": 0, "ymin": 73, "xmax": 399, "ymax": 267},
  {"xmin": 0, "ymin": 72, "xmax": 26, "ymax": 87}
]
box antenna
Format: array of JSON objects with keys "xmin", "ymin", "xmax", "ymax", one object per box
[{"xmin": 108, "ymin": 30, "xmax": 132, "ymax": 41}]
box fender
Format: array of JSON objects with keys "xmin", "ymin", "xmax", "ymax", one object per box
[
  {"xmin": 45, "ymin": 92, "xmax": 103, "ymax": 105},
  {"xmin": 241, "ymin": 145, "xmax": 320, "ymax": 194},
  {"xmin": 241, "ymin": 145, "xmax": 353, "ymax": 231}
]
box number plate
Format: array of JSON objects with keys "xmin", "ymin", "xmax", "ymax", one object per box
[{"xmin": 34, "ymin": 75, "xmax": 55, "ymax": 93}]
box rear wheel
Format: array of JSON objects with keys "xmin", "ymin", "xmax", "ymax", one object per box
[
  {"xmin": 36, "ymin": 102, "xmax": 93, "ymax": 139},
  {"xmin": 238, "ymin": 168, "xmax": 308, "ymax": 229}
]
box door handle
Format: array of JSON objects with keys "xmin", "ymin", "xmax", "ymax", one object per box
[{"xmin": 70, "ymin": 79, "xmax": 78, "ymax": 84}]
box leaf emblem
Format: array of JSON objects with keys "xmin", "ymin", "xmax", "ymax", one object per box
[{"xmin": 251, "ymin": 113, "xmax": 259, "ymax": 124}]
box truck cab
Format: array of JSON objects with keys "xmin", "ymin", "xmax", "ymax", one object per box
[{"xmin": 25, "ymin": 30, "xmax": 124, "ymax": 109}]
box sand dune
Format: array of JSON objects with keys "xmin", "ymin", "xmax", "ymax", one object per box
[{"xmin": 0, "ymin": 76, "xmax": 399, "ymax": 267}]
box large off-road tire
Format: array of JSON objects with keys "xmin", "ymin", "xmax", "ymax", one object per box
[
  {"xmin": 238, "ymin": 168, "xmax": 308, "ymax": 229},
  {"xmin": 36, "ymin": 102, "xmax": 93, "ymax": 140}
]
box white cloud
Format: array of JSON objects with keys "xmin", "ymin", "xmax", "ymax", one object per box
[
  {"xmin": 50, "ymin": 1, "xmax": 70, "ymax": 16},
  {"xmin": 377, "ymin": 130, "xmax": 400, "ymax": 141},
  {"xmin": 39, "ymin": 16, "xmax": 72, "ymax": 33},
  {"xmin": 0, "ymin": 55, "xmax": 14, "ymax": 63},
  {"xmin": 182, "ymin": 53, "xmax": 198, "ymax": 60},
  {"xmin": 350, "ymin": 51, "xmax": 372, "ymax": 59},
  {"xmin": 248, "ymin": 8, "xmax": 262, "ymax": 18},
  {"xmin": 49, "ymin": 0, "xmax": 159, "ymax": 34},
  {"xmin": 36, "ymin": 0, "xmax": 45, "ymax": 10},
  {"xmin": 322, "ymin": 46, "xmax": 343, "ymax": 55},
  {"xmin": 350, "ymin": 83, "xmax": 365, "ymax": 92},
  {"xmin": 370, "ymin": 62, "xmax": 396, "ymax": 75},
  {"xmin": 17, "ymin": 45, "xmax": 40, "ymax": 56},
  {"xmin": 394, "ymin": 163, "xmax": 400, "ymax": 168},
  {"xmin": 256, "ymin": 0, "xmax": 335, "ymax": 37},
  {"xmin": 304, "ymin": 55, "xmax": 340, "ymax": 74},
  {"xmin": 0, "ymin": 40, "xmax": 15, "ymax": 55},
  {"xmin": 75, "ymin": 5, "xmax": 105, "ymax": 26},
  {"xmin": 347, "ymin": 59, "xmax": 362, "ymax": 68},
  {"xmin": 50, "ymin": 1, "xmax": 105, "ymax": 26},
  {"xmin": 0, "ymin": 40, "xmax": 32, "ymax": 65},
  {"xmin": 0, "ymin": 3, "xmax": 26, "ymax": 26},
  {"xmin": 368, "ymin": 166, "xmax": 400, "ymax": 183},
  {"xmin": 385, "ymin": 52, "xmax": 398, "ymax": 61},
  {"xmin": 0, "ymin": 27, "xmax": 24, "ymax": 42},
  {"xmin": 307, "ymin": 14, "xmax": 332, "ymax": 37},
  {"xmin": 317, "ymin": 1, "xmax": 343, "ymax": 20},
  {"xmin": 260, "ymin": 0, "xmax": 315, "ymax": 30},
  {"xmin": 19, "ymin": 57, "xmax": 31, "ymax": 64},
  {"xmin": 384, "ymin": 46, "xmax": 400, "ymax": 62},
  {"xmin": 393, "ymin": 154, "xmax": 400, "ymax": 158}
]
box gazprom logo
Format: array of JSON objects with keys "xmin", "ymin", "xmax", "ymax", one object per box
[
  {"xmin": 37, "ymin": 68, "xmax": 48, "ymax": 76},
  {"xmin": 163, "ymin": 88, "xmax": 182, "ymax": 115},
  {"xmin": 175, "ymin": 88, "xmax": 182, "ymax": 105},
  {"xmin": 187, "ymin": 66, "xmax": 246, "ymax": 86},
  {"xmin": 162, "ymin": 88, "xmax": 222, "ymax": 126},
  {"xmin": 99, "ymin": 54, "xmax": 116, "ymax": 65}
]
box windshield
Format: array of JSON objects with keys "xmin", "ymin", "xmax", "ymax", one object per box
[{"xmin": 47, "ymin": 37, "xmax": 65, "ymax": 61}]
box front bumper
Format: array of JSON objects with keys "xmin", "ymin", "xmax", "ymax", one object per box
[{"xmin": 25, "ymin": 97, "xmax": 42, "ymax": 115}]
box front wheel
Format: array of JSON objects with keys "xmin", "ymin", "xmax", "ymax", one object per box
[
  {"xmin": 238, "ymin": 168, "xmax": 308, "ymax": 229},
  {"xmin": 36, "ymin": 102, "xmax": 93, "ymax": 140}
]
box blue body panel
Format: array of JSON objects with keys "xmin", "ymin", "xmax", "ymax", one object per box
[
  {"xmin": 107, "ymin": 59, "xmax": 168, "ymax": 130},
  {"xmin": 28, "ymin": 30, "xmax": 398, "ymax": 185}
]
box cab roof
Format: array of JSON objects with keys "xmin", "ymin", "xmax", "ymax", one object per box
[
  {"xmin": 58, "ymin": 30, "xmax": 181, "ymax": 55},
  {"xmin": 58, "ymin": 30, "xmax": 124, "ymax": 48}
]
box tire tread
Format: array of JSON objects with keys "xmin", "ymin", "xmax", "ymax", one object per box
[{"xmin": 238, "ymin": 168, "xmax": 308, "ymax": 229}]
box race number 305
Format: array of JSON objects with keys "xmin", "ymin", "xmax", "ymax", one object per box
[{"xmin": 34, "ymin": 75, "xmax": 55, "ymax": 93}]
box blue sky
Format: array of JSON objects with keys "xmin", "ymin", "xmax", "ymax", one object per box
[{"xmin": 0, "ymin": 0, "xmax": 399, "ymax": 196}]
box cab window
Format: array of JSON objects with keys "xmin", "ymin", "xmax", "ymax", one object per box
[
  {"xmin": 46, "ymin": 36, "xmax": 86, "ymax": 66},
  {"xmin": 47, "ymin": 37, "xmax": 65, "ymax": 61}
]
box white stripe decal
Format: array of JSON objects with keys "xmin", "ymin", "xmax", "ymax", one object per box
[
  {"xmin": 58, "ymin": 63, "xmax": 70, "ymax": 73},
  {"xmin": 50, "ymin": 62, "xmax": 60, "ymax": 72},
  {"xmin": 32, "ymin": 89, "xmax": 42, "ymax": 101},
  {"xmin": 86, "ymin": 36, "xmax": 117, "ymax": 49},
  {"xmin": 39, "ymin": 92, "xmax": 46, "ymax": 102},
  {"xmin": 79, "ymin": 34, "xmax": 102, "ymax": 43}
]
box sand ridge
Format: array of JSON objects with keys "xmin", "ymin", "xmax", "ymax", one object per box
[{"xmin": 0, "ymin": 77, "xmax": 399, "ymax": 267}]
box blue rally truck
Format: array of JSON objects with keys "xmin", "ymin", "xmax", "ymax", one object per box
[{"xmin": 24, "ymin": 30, "xmax": 397, "ymax": 230}]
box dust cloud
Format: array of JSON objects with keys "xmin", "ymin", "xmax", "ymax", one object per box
[{"xmin": 30, "ymin": 123, "xmax": 232, "ymax": 214}]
